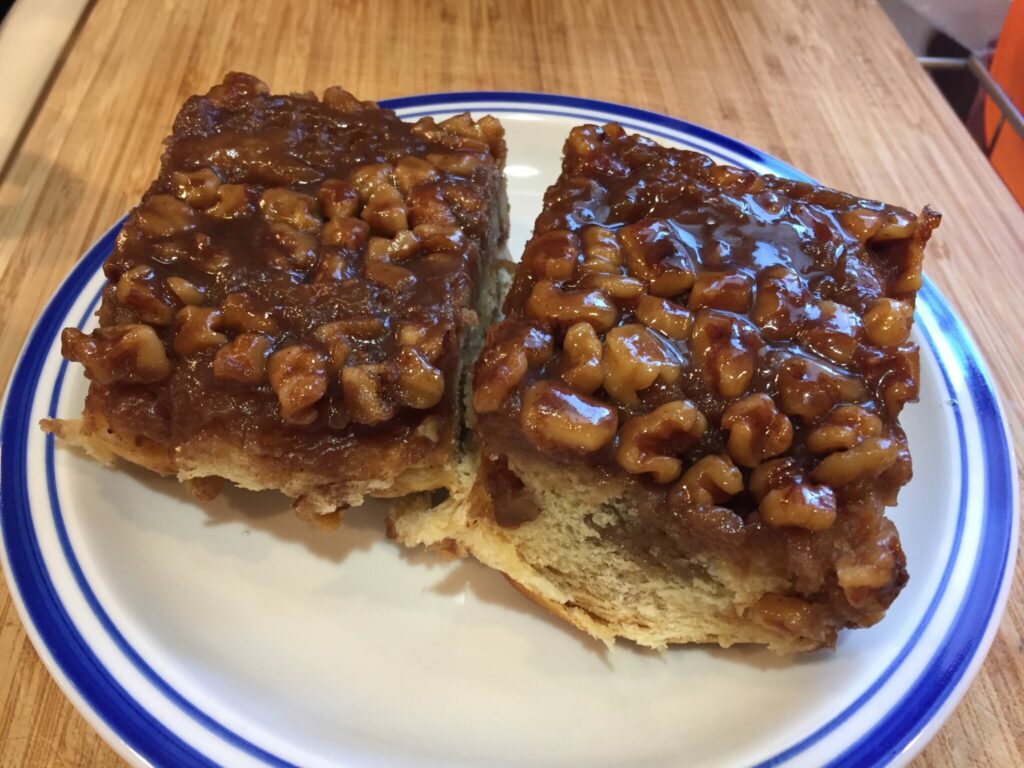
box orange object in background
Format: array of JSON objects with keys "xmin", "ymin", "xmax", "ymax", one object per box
[{"xmin": 985, "ymin": 1, "xmax": 1024, "ymax": 206}]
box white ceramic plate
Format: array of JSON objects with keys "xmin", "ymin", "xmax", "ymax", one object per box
[{"xmin": 0, "ymin": 94, "xmax": 1017, "ymax": 768}]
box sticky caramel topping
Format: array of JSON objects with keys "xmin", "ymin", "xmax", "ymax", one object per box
[
  {"xmin": 62, "ymin": 73, "xmax": 507, "ymax": 473},
  {"xmin": 475, "ymin": 123, "xmax": 939, "ymax": 642}
]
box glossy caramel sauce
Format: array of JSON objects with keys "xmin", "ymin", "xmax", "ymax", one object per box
[
  {"xmin": 475, "ymin": 123, "xmax": 940, "ymax": 643},
  {"xmin": 62, "ymin": 73, "xmax": 507, "ymax": 477}
]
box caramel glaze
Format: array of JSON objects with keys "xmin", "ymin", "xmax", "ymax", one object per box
[
  {"xmin": 63, "ymin": 73, "xmax": 507, "ymax": 481},
  {"xmin": 475, "ymin": 123, "xmax": 940, "ymax": 643}
]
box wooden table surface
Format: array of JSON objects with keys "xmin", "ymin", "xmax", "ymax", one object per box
[{"xmin": 1, "ymin": 0, "xmax": 1021, "ymax": 764}]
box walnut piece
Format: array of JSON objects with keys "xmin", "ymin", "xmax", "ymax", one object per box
[
  {"xmin": 171, "ymin": 168, "xmax": 221, "ymax": 208},
  {"xmin": 116, "ymin": 265, "xmax": 176, "ymax": 325},
  {"xmin": 635, "ymin": 295, "xmax": 692, "ymax": 340},
  {"xmin": 213, "ymin": 333, "xmax": 272, "ymax": 384},
  {"xmin": 134, "ymin": 194, "xmax": 198, "ymax": 238},
  {"xmin": 520, "ymin": 380, "xmax": 618, "ymax": 453},
  {"xmin": 863, "ymin": 298, "xmax": 914, "ymax": 346},
  {"xmin": 690, "ymin": 310, "xmax": 761, "ymax": 399},
  {"xmin": 619, "ymin": 218, "xmax": 696, "ymax": 297},
  {"xmin": 806, "ymin": 404, "xmax": 883, "ymax": 454},
  {"xmin": 341, "ymin": 365, "xmax": 397, "ymax": 425},
  {"xmin": 759, "ymin": 482, "xmax": 837, "ymax": 531},
  {"xmin": 261, "ymin": 188, "xmax": 322, "ymax": 232},
  {"xmin": 688, "ymin": 270, "xmax": 754, "ymax": 313},
  {"xmin": 397, "ymin": 348, "xmax": 445, "ymax": 409},
  {"xmin": 776, "ymin": 355, "xmax": 866, "ymax": 422},
  {"xmin": 579, "ymin": 225, "xmax": 623, "ymax": 275},
  {"xmin": 602, "ymin": 323, "xmax": 682, "ymax": 404},
  {"xmin": 522, "ymin": 230, "xmax": 581, "ymax": 282},
  {"xmin": 672, "ymin": 455, "xmax": 743, "ymax": 508},
  {"xmin": 525, "ymin": 279, "xmax": 618, "ymax": 332},
  {"xmin": 615, "ymin": 400, "xmax": 707, "ymax": 482},
  {"xmin": 317, "ymin": 180, "xmax": 360, "ymax": 219},
  {"xmin": 61, "ymin": 325, "xmax": 172, "ymax": 385},
  {"xmin": 560, "ymin": 322, "xmax": 605, "ymax": 394},
  {"xmin": 811, "ymin": 436, "xmax": 901, "ymax": 487},
  {"xmin": 721, "ymin": 393, "xmax": 793, "ymax": 468},
  {"xmin": 267, "ymin": 345, "xmax": 328, "ymax": 425},
  {"xmin": 173, "ymin": 306, "xmax": 226, "ymax": 355}
]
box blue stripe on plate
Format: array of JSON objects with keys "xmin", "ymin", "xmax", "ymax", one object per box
[{"xmin": 0, "ymin": 92, "xmax": 1015, "ymax": 768}]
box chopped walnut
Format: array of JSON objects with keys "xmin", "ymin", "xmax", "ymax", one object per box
[
  {"xmin": 173, "ymin": 306, "xmax": 226, "ymax": 355},
  {"xmin": 520, "ymin": 380, "xmax": 618, "ymax": 453},
  {"xmin": 171, "ymin": 168, "xmax": 221, "ymax": 208},
  {"xmin": 615, "ymin": 400, "xmax": 707, "ymax": 482},
  {"xmin": 871, "ymin": 209, "xmax": 916, "ymax": 242},
  {"xmin": 213, "ymin": 333, "xmax": 272, "ymax": 384},
  {"xmin": 134, "ymin": 194, "xmax": 198, "ymax": 238},
  {"xmin": 406, "ymin": 185, "xmax": 458, "ymax": 228},
  {"xmin": 397, "ymin": 348, "xmax": 445, "ymax": 408},
  {"xmin": 566, "ymin": 124, "xmax": 603, "ymax": 157},
  {"xmin": 688, "ymin": 270, "xmax": 754, "ymax": 313},
  {"xmin": 341, "ymin": 364, "xmax": 397, "ymax": 425},
  {"xmin": 759, "ymin": 482, "xmax": 837, "ymax": 531},
  {"xmin": 166, "ymin": 277, "xmax": 204, "ymax": 306},
  {"xmin": 394, "ymin": 156, "xmax": 440, "ymax": 195},
  {"xmin": 413, "ymin": 222, "xmax": 466, "ymax": 254},
  {"xmin": 311, "ymin": 322, "xmax": 352, "ymax": 375},
  {"xmin": 839, "ymin": 207, "xmax": 884, "ymax": 241},
  {"xmin": 386, "ymin": 229, "xmax": 421, "ymax": 261},
  {"xmin": 751, "ymin": 265, "xmax": 810, "ymax": 341},
  {"xmin": 721, "ymin": 393, "xmax": 793, "ymax": 468},
  {"xmin": 522, "ymin": 230, "xmax": 582, "ymax": 282},
  {"xmin": 361, "ymin": 185, "xmax": 409, "ymax": 236},
  {"xmin": 314, "ymin": 253, "xmax": 349, "ymax": 282},
  {"xmin": 672, "ymin": 455, "xmax": 743, "ymax": 508},
  {"xmin": 619, "ymin": 218, "xmax": 696, "ymax": 297},
  {"xmin": 811, "ymin": 436, "xmax": 901, "ymax": 487},
  {"xmin": 261, "ymin": 188, "xmax": 323, "ymax": 233},
  {"xmin": 474, "ymin": 322, "xmax": 554, "ymax": 413},
  {"xmin": 207, "ymin": 184, "xmax": 256, "ymax": 219},
  {"xmin": 116, "ymin": 265, "xmax": 177, "ymax": 325},
  {"xmin": 366, "ymin": 261, "xmax": 416, "ymax": 291},
  {"xmin": 579, "ymin": 225, "xmax": 623, "ymax": 275},
  {"xmin": 775, "ymin": 355, "xmax": 866, "ymax": 422},
  {"xmin": 317, "ymin": 180, "xmax": 360, "ymax": 219},
  {"xmin": 806, "ymin": 404, "xmax": 883, "ymax": 454},
  {"xmin": 525, "ymin": 279, "xmax": 618, "ymax": 332},
  {"xmin": 560, "ymin": 322, "xmax": 606, "ymax": 394},
  {"xmin": 322, "ymin": 216, "xmax": 370, "ymax": 250},
  {"xmin": 863, "ymin": 298, "xmax": 914, "ymax": 346},
  {"xmin": 322, "ymin": 85, "xmax": 376, "ymax": 112},
  {"xmin": 749, "ymin": 457, "xmax": 804, "ymax": 502},
  {"xmin": 799, "ymin": 300, "xmax": 864, "ymax": 364},
  {"xmin": 427, "ymin": 152, "xmax": 483, "ymax": 175},
  {"xmin": 269, "ymin": 222, "xmax": 318, "ymax": 269},
  {"xmin": 61, "ymin": 325, "xmax": 172, "ymax": 385},
  {"xmin": 578, "ymin": 273, "xmax": 647, "ymax": 302},
  {"xmin": 602, "ymin": 323, "xmax": 682, "ymax": 404},
  {"xmin": 635, "ymin": 295, "xmax": 692, "ymax": 340},
  {"xmin": 690, "ymin": 310, "xmax": 761, "ymax": 399},
  {"xmin": 350, "ymin": 163, "xmax": 396, "ymax": 201},
  {"xmin": 267, "ymin": 345, "xmax": 328, "ymax": 425},
  {"xmin": 219, "ymin": 293, "xmax": 279, "ymax": 334},
  {"xmin": 397, "ymin": 321, "xmax": 448, "ymax": 362}
]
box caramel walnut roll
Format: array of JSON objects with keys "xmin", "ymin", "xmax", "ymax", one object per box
[
  {"xmin": 44, "ymin": 73, "xmax": 509, "ymax": 521},
  {"xmin": 411, "ymin": 122, "xmax": 938, "ymax": 651}
]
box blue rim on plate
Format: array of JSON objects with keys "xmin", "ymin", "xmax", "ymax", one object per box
[{"xmin": 0, "ymin": 92, "xmax": 1017, "ymax": 768}]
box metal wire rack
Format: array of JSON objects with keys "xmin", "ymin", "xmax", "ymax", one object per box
[{"xmin": 919, "ymin": 55, "xmax": 1023, "ymax": 157}]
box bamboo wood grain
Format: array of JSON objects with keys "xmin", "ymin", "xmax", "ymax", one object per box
[{"xmin": 1, "ymin": 0, "xmax": 1021, "ymax": 765}]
